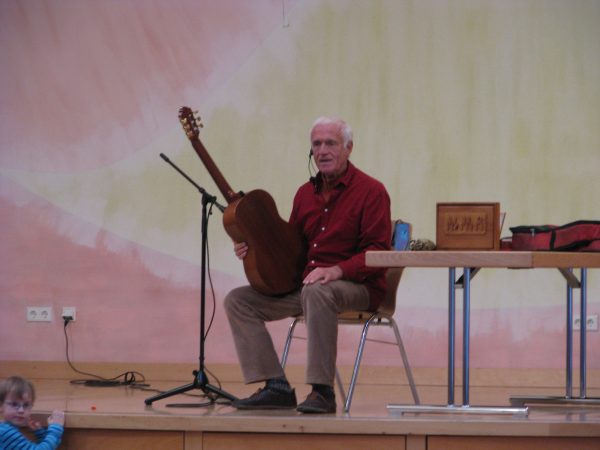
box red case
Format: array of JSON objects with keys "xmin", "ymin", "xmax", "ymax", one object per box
[{"xmin": 510, "ymin": 220, "xmax": 600, "ymax": 251}]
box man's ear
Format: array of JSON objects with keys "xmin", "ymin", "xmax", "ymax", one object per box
[{"xmin": 346, "ymin": 141, "xmax": 353, "ymax": 155}]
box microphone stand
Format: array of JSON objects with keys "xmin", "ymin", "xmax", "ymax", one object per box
[{"xmin": 145, "ymin": 153, "xmax": 235, "ymax": 406}]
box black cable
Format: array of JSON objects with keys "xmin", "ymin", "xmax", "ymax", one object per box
[
  {"xmin": 199, "ymin": 203, "xmax": 224, "ymax": 393},
  {"xmin": 63, "ymin": 319, "xmax": 148, "ymax": 388},
  {"xmin": 205, "ymin": 202, "xmax": 217, "ymax": 340},
  {"xmin": 63, "ymin": 316, "xmax": 221, "ymax": 402}
]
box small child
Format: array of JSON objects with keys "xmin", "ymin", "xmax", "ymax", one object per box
[{"xmin": 0, "ymin": 376, "xmax": 65, "ymax": 450}]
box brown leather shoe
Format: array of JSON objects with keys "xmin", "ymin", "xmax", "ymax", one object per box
[
  {"xmin": 296, "ymin": 391, "xmax": 336, "ymax": 414},
  {"xmin": 232, "ymin": 387, "xmax": 297, "ymax": 410}
]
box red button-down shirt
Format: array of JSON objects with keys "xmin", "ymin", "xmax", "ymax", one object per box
[{"xmin": 289, "ymin": 162, "xmax": 391, "ymax": 310}]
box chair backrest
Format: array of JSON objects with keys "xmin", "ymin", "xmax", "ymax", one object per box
[
  {"xmin": 376, "ymin": 219, "xmax": 411, "ymax": 316},
  {"xmin": 377, "ymin": 267, "xmax": 404, "ymax": 316}
]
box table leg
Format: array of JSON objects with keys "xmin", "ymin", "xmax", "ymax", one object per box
[
  {"xmin": 510, "ymin": 267, "xmax": 600, "ymax": 407},
  {"xmin": 580, "ymin": 268, "xmax": 587, "ymax": 398},
  {"xmin": 448, "ymin": 267, "xmax": 456, "ymax": 406},
  {"xmin": 388, "ymin": 267, "xmax": 527, "ymax": 416},
  {"xmin": 463, "ymin": 267, "xmax": 471, "ymax": 406},
  {"xmin": 566, "ymin": 269, "xmax": 574, "ymax": 398}
]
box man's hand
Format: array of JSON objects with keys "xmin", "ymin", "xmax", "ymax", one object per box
[
  {"xmin": 303, "ymin": 266, "xmax": 343, "ymax": 285},
  {"xmin": 234, "ymin": 242, "xmax": 248, "ymax": 260}
]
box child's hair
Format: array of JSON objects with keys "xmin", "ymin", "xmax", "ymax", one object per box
[{"xmin": 0, "ymin": 376, "xmax": 36, "ymax": 404}]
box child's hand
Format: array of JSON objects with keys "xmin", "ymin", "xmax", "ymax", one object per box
[
  {"xmin": 28, "ymin": 418, "xmax": 43, "ymax": 431},
  {"xmin": 47, "ymin": 410, "xmax": 65, "ymax": 426}
]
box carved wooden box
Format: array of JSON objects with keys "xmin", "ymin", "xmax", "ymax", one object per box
[{"xmin": 436, "ymin": 202, "xmax": 501, "ymax": 250}]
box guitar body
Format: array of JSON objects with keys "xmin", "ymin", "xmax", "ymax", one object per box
[
  {"xmin": 177, "ymin": 106, "xmax": 306, "ymax": 295},
  {"xmin": 223, "ymin": 190, "xmax": 306, "ymax": 295}
]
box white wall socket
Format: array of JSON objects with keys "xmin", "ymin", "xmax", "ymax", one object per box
[
  {"xmin": 62, "ymin": 306, "xmax": 76, "ymax": 321},
  {"xmin": 27, "ymin": 306, "xmax": 53, "ymax": 322},
  {"xmin": 573, "ymin": 314, "xmax": 599, "ymax": 331}
]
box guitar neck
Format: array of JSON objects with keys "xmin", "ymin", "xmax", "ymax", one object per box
[{"xmin": 189, "ymin": 137, "xmax": 241, "ymax": 204}]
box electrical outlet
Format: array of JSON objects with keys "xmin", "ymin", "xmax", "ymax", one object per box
[
  {"xmin": 62, "ymin": 307, "xmax": 76, "ymax": 321},
  {"xmin": 573, "ymin": 314, "xmax": 599, "ymax": 331},
  {"xmin": 27, "ymin": 306, "xmax": 53, "ymax": 322}
]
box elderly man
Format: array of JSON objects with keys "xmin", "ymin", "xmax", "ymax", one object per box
[{"xmin": 224, "ymin": 116, "xmax": 391, "ymax": 413}]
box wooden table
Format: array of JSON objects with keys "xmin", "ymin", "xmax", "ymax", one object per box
[{"xmin": 366, "ymin": 251, "xmax": 600, "ymax": 414}]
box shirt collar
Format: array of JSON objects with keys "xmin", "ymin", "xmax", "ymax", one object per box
[{"xmin": 312, "ymin": 161, "xmax": 355, "ymax": 192}]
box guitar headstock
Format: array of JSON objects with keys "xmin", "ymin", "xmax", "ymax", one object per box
[{"xmin": 178, "ymin": 106, "xmax": 203, "ymax": 140}]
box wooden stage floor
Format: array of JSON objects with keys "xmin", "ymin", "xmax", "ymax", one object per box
[{"xmin": 24, "ymin": 375, "xmax": 600, "ymax": 450}]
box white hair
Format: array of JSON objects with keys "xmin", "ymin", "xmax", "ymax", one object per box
[{"xmin": 311, "ymin": 117, "xmax": 353, "ymax": 148}]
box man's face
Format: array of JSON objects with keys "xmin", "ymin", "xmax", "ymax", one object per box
[{"xmin": 310, "ymin": 122, "xmax": 352, "ymax": 180}]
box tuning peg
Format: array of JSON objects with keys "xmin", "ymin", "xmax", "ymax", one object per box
[{"xmin": 193, "ymin": 110, "xmax": 204, "ymax": 128}]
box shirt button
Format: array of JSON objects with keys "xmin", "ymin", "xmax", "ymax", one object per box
[
  {"xmin": 324, "ymin": 208, "xmax": 329, "ymax": 212},
  {"xmin": 313, "ymin": 243, "xmax": 318, "ymax": 247},
  {"xmin": 311, "ymin": 260, "xmax": 315, "ymax": 264},
  {"xmin": 321, "ymin": 227, "xmax": 325, "ymax": 231}
]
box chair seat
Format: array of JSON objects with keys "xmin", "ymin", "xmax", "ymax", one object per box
[{"xmin": 337, "ymin": 310, "xmax": 377, "ymax": 321}]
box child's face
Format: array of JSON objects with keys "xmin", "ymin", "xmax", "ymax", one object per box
[{"xmin": 1, "ymin": 393, "xmax": 34, "ymax": 427}]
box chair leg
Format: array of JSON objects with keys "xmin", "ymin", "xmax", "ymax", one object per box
[
  {"xmin": 344, "ymin": 315, "xmax": 378, "ymax": 412},
  {"xmin": 280, "ymin": 318, "xmax": 300, "ymax": 368},
  {"xmin": 389, "ymin": 317, "xmax": 420, "ymax": 404}
]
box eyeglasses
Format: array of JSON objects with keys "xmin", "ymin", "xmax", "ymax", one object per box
[{"xmin": 4, "ymin": 401, "xmax": 33, "ymax": 410}]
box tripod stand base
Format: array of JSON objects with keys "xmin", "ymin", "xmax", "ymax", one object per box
[{"xmin": 144, "ymin": 370, "xmax": 237, "ymax": 406}]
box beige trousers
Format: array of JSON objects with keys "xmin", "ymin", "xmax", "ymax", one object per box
[{"xmin": 223, "ymin": 280, "xmax": 370, "ymax": 386}]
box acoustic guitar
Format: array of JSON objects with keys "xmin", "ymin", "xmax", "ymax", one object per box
[{"xmin": 178, "ymin": 107, "xmax": 306, "ymax": 295}]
